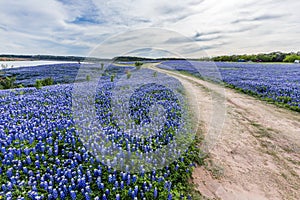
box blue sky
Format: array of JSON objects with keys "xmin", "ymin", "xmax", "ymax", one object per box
[{"xmin": 0, "ymin": 0, "xmax": 299, "ymax": 58}]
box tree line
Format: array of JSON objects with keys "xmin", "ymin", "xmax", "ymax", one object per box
[
  {"xmin": 209, "ymin": 52, "xmax": 300, "ymax": 63},
  {"xmin": 0, "ymin": 54, "xmax": 110, "ymax": 62}
]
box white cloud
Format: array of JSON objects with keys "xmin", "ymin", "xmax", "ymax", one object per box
[{"xmin": 0, "ymin": 0, "xmax": 299, "ymax": 57}]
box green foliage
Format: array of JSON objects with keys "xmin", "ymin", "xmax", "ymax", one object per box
[
  {"xmin": 19, "ymin": 91, "xmax": 25, "ymax": 95},
  {"xmin": 35, "ymin": 77, "xmax": 54, "ymax": 89},
  {"xmin": 41, "ymin": 77, "xmax": 54, "ymax": 86},
  {"xmin": 211, "ymin": 52, "xmax": 295, "ymax": 62},
  {"xmin": 86, "ymin": 75, "xmax": 91, "ymax": 81},
  {"xmin": 35, "ymin": 79, "xmax": 43, "ymax": 89},
  {"xmin": 153, "ymin": 71, "xmax": 158, "ymax": 77},
  {"xmin": 110, "ymin": 74, "xmax": 115, "ymax": 82},
  {"xmin": 101, "ymin": 63, "xmax": 104, "ymax": 70},
  {"xmin": 17, "ymin": 84, "xmax": 24, "ymax": 88},
  {"xmin": 113, "ymin": 56, "xmax": 150, "ymax": 62},
  {"xmin": 0, "ymin": 76, "xmax": 16, "ymax": 89},
  {"xmin": 134, "ymin": 61, "xmax": 143, "ymax": 70},
  {"xmin": 0, "ymin": 75, "xmax": 54, "ymax": 90},
  {"xmin": 277, "ymin": 96, "xmax": 292, "ymax": 104},
  {"xmin": 126, "ymin": 71, "xmax": 131, "ymax": 79},
  {"xmin": 283, "ymin": 54, "xmax": 300, "ymax": 62}
]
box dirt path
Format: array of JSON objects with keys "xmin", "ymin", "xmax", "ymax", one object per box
[{"xmin": 147, "ymin": 64, "xmax": 300, "ymax": 200}]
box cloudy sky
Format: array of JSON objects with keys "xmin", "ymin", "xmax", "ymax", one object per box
[{"xmin": 0, "ymin": 0, "xmax": 299, "ymax": 58}]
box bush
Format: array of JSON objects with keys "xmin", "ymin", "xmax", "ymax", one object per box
[
  {"xmin": 0, "ymin": 76, "xmax": 16, "ymax": 89},
  {"xmin": 41, "ymin": 77, "xmax": 54, "ymax": 86},
  {"xmin": 17, "ymin": 84, "xmax": 24, "ymax": 88},
  {"xmin": 110, "ymin": 74, "xmax": 115, "ymax": 82},
  {"xmin": 126, "ymin": 71, "xmax": 131, "ymax": 79},
  {"xmin": 283, "ymin": 54, "xmax": 300, "ymax": 62},
  {"xmin": 86, "ymin": 75, "xmax": 91, "ymax": 81},
  {"xmin": 134, "ymin": 61, "xmax": 143, "ymax": 70},
  {"xmin": 35, "ymin": 79, "xmax": 43, "ymax": 89},
  {"xmin": 35, "ymin": 77, "xmax": 54, "ymax": 89}
]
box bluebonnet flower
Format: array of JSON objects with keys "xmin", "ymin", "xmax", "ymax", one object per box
[
  {"xmin": 108, "ymin": 174, "xmax": 113, "ymax": 183},
  {"xmin": 60, "ymin": 191, "xmax": 66, "ymax": 200},
  {"xmin": 154, "ymin": 187, "xmax": 158, "ymax": 199},
  {"xmin": 6, "ymin": 168, "xmax": 13, "ymax": 178},
  {"xmin": 26, "ymin": 156, "xmax": 32, "ymax": 164},
  {"xmin": 132, "ymin": 175, "xmax": 137, "ymax": 183},
  {"xmin": 120, "ymin": 181, "xmax": 124, "ymax": 189},
  {"xmin": 52, "ymin": 189, "xmax": 58, "ymax": 199},
  {"xmin": 70, "ymin": 190, "xmax": 76, "ymax": 200},
  {"xmin": 105, "ymin": 189, "xmax": 110, "ymax": 196},
  {"xmin": 114, "ymin": 180, "xmax": 119, "ymax": 188},
  {"xmin": 0, "ymin": 65, "xmax": 198, "ymax": 199},
  {"xmin": 84, "ymin": 192, "xmax": 90, "ymax": 200}
]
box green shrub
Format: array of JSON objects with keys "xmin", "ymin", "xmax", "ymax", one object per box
[
  {"xmin": 110, "ymin": 74, "xmax": 115, "ymax": 82},
  {"xmin": 35, "ymin": 79, "xmax": 43, "ymax": 89},
  {"xmin": 41, "ymin": 77, "xmax": 54, "ymax": 86},
  {"xmin": 17, "ymin": 84, "xmax": 24, "ymax": 88},
  {"xmin": 35, "ymin": 77, "xmax": 54, "ymax": 89},
  {"xmin": 134, "ymin": 61, "xmax": 143, "ymax": 70},
  {"xmin": 0, "ymin": 76, "xmax": 16, "ymax": 89},
  {"xmin": 126, "ymin": 71, "xmax": 131, "ymax": 79},
  {"xmin": 86, "ymin": 75, "xmax": 91, "ymax": 81},
  {"xmin": 283, "ymin": 54, "xmax": 300, "ymax": 62}
]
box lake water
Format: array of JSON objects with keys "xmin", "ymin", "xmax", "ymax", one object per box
[{"xmin": 0, "ymin": 60, "xmax": 79, "ymax": 69}]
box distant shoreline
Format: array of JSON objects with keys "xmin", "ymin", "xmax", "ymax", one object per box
[
  {"xmin": 0, "ymin": 60, "xmax": 80, "ymax": 69},
  {"xmin": 0, "ymin": 57, "xmax": 29, "ymax": 61}
]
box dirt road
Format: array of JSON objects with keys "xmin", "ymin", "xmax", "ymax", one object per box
[{"xmin": 148, "ymin": 64, "xmax": 300, "ymax": 200}]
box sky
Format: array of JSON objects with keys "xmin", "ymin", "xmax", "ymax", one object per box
[{"xmin": 0, "ymin": 0, "xmax": 299, "ymax": 58}]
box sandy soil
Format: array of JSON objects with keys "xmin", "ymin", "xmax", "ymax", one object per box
[{"xmin": 148, "ymin": 64, "xmax": 300, "ymax": 200}]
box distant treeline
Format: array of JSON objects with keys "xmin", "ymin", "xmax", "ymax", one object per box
[
  {"xmin": 112, "ymin": 56, "xmax": 185, "ymax": 62},
  {"xmin": 114, "ymin": 53, "xmax": 300, "ymax": 63},
  {"xmin": 0, "ymin": 54, "xmax": 186, "ymax": 63},
  {"xmin": 208, "ymin": 52, "xmax": 300, "ymax": 63},
  {"xmin": 0, "ymin": 54, "xmax": 110, "ymax": 62}
]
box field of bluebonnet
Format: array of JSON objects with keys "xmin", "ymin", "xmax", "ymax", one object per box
[
  {"xmin": 1, "ymin": 60, "xmax": 299, "ymax": 199},
  {"xmin": 0, "ymin": 64, "xmax": 201, "ymax": 199},
  {"xmin": 158, "ymin": 60, "xmax": 300, "ymax": 112},
  {"xmin": 1, "ymin": 63, "xmax": 136, "ymax": 86}
]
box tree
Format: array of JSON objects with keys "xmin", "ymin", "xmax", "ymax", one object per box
[{"xmin": 283, "ymin": 54, "xmax": 300, "ymax": 62}]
